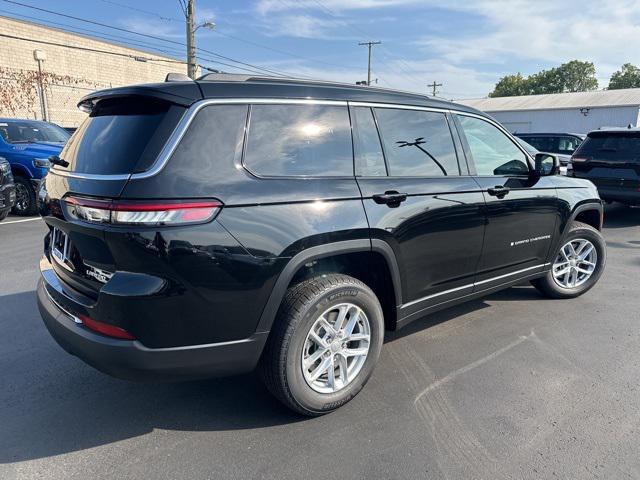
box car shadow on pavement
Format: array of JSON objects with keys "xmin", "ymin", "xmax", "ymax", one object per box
[
  {"xmin": 384, "ymin": 285, "xmax": 544, "ymax": 343},
  {"xmin": 0, "ymin": 290, "xmax": 303, "ymax": 464}
]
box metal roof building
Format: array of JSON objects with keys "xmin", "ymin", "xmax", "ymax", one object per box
[{"xmin": 458, "ymin": 89, "xmax": 640, "ymax": 134}]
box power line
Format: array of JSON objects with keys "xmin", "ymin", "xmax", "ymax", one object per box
[
  {"xmin": 302, "ymin": 0, "xmax": 430, "ymax": 88},
  {"xmin": 0, "ymin": 32, "xmax": 186, "ymax": 64},
  {"xmin": 1, "ymin": 0, "xmax": 309, "ymax": 79},
  {"xmin": 0, "ymin": 8, "xmax": 187, "ymax": 57},
  {"xmin": 98, "ymin": 0, "xmax": 179, "ymax": 22}
]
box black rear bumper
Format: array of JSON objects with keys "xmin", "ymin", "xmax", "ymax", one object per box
[{"xmin": 37, "ymin": 275, "xmax": 268, "ymax": 382}]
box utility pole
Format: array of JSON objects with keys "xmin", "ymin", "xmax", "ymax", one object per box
[
  {"xmin": 358, "ymin": 41, "xmax": 381, "ymax": 86},
  {"xmin": 185, "ymin": 0, "xmax": 197, "ymax": 79},
  {"xmin": 428, "ymin": 81, "xmax": 443, "ymax": 97}
]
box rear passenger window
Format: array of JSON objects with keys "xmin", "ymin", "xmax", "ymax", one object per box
[
  {"xmin": 244, "ymin": 104, "xmax": 353, "ymax": 177},
  {"xmin": 374, "ymin": 108, "xmax": 459, "ymax": 177},
  {"xmin": 352, "ymin": 107, "xmax": 386, "ymax": 176}
]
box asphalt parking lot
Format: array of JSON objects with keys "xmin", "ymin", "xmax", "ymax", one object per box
[{"xmin": 1, "ymin": 205, "xmax": 639, "ymax": 480}]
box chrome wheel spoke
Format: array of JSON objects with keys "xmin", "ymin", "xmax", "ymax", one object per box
[
  {"xmin": 343, "ymin": 347, "xmax": 369, "ymax": 358},
  {"xmin": 346, "ymin": 333, "xmax": 369, "ymax": 342},
  {"xmin": 304, "ymin": 347, "xmax": 328, "ymax": 368},
  {"xmin": 309, "ymin": 330, "xmax": 328, "ymax": 348},
  {"xmin": 337, "ymin": 354, "xmax": 349, "ymax": 385},
  {"xmin": 578, "ymin": 244, "xmax": 594, "ymax": 260},
  {"xmin": 309, "ymin": 355, "xmax": 332, "ymax": 382}
]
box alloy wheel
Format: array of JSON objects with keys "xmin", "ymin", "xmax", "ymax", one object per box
[
  {"xmin": 301, "ymin": 303, "xmax": 371, "ymax": 394},
  {"xmin": 552, "ymin": 238, "xmax": 597, "ymax": 289}
]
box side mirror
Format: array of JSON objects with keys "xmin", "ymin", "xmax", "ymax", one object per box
[{"xmin": 534, "ymin": 153, "xmax": 560, "ymax": 176}]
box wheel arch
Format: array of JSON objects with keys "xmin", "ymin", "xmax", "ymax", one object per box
[
  {"xmin": 11, "ymin": 163, "xmax": 32, "ymax": 179},
  {"xmin": 548, "ymin": 200, "xmax": 603, "ymax": 263},
  {"xmin": 255, "ymin": 240, "xmax": 403, "ymax": 333}
]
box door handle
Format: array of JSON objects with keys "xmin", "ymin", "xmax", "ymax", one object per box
[
  {"xmin": 487, "ymin": 185, "xmax": 510, "ymax": 198},
  {"xmin": 372, "ymin": 191, "xmax": 408, "ymax": 206}
]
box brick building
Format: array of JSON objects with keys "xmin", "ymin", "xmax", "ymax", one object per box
[{"xmin": 0, "ymin": 16, "xmax": 191, "ymax": 127}]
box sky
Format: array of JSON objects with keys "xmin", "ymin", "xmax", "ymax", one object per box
[{"xmin": 2, "ymin": 0, "xmax": 640, "ymax": 99}]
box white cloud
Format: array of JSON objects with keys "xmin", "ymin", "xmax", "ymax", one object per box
[
  {"xmin": 256, "ymin": 0, "xmax": 422, "ymax": 16},
  {"xmin": 414, "ymin": 0, "xmax": 640, "ymax": 89}
]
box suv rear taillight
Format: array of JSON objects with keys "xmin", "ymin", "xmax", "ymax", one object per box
[{"xmin": 64, "ymin": 196, "xmax": 222, "ymax": 226}]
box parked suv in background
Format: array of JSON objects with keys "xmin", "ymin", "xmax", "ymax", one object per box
[
  {"xmin": 0, "ymin": 157, "xmax": 15, "ymax": 221},
  {"xmin": 37, "ymin": 75, "xmax": 606, "ymax": 415},
  {"xmin": 570, "ymin": 127, "xmax": 640, "ymax": 205},
  {"xmin": 0, "ymin": 118, "xmax": 70, "ymax": 216},
  {"xmin": 514, "ymin": 132, "xmax": 585, "ymax": 170}
]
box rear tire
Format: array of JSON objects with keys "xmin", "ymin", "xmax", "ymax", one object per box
[
  {"xmin": 260, "ymin": 274, "xmax": 384, "ymax": 416},
  {"xmin": 532, "ymin": 221, "xmax": 606, "ymax": 299},
  {"xmin": 0, "ymin": 209, "xmax": 8, "ymax": 222},
  {"xmin": 11, "ymin": 176, "xmax": 37, "ymax": 216}
]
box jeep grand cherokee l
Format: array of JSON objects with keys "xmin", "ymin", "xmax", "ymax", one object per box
[{"xmin": 37, "ymin": 74, "xmax": 606, "ymax": 415}]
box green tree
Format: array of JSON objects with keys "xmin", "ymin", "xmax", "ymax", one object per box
[
  {"xmin": 489, "ymin": 60, "xmax": 598, "ymax": 97},
  {"xmin": 488, "ymin": 73, "xmax": 528, "ymax": 98},
  {"xmin": 608, "ymin": 63, "xmax": 640, "ymax": 89}
]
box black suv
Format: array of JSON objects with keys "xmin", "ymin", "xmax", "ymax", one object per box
[
  {"xmin": 37, "ymin": 75, "xmax": 606, "ymax": 415},
  {"xmin": 571, "ymin": 128, "xmax": 640, "ymax": 205}
]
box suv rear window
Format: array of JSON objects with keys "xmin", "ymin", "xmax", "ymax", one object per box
[
  {"xmin": 244, "ymin": 104, "xmax": 353, "ymax": 177},
  {"xmin": 58, "ymin": 97, "xmax": 185, "ymax": 175},
  {"xmin": 576, "ymin": 132, "xmax": 640, "ymax": 162}
]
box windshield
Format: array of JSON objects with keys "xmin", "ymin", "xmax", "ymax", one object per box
[{"xmin": 0, "ymin": 121, "xmax": 70, "ymax": 144}]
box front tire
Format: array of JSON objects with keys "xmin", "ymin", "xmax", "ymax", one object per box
[
  {"xmin": 260, "ymin": 274, "xmax": 384, "ymax": 416},
  {"xmin": 532, "ymin": 221, "xmax": 606, "ymax": 299},
  {"xmin": 0, "ymin": 209, "xmax": 8, "ymax": 222},
  {"xmin": 11, "ymin": 176, "xmax": 37, "ymax": 216}
]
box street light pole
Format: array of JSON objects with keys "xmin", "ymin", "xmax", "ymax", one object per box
[{"xmin": 358, "ymin": 41, "xmax": 381, "ymax": 86}]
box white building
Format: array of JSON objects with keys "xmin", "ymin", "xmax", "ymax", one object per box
[{"xmin": 458, "ymin": 89, "xmax": 640, "ymax": 135}]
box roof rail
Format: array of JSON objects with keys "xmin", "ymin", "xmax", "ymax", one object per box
[
  {"xmin": 197, "ymin": 73, "xmax": 256, "ymax": 82},
  {"xmin": 165, "ymin": 73, "xmax": 193, "ymax": 82}
]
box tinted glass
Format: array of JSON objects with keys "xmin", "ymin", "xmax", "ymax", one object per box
[
  {"xmin": 557, "ymin": 136, "xmax": 582, "ymax": 155},
  {"xmin": 59, "ymin": 97, "xmax": 184, "ymax": 175},
  {"xmin": 576, "ymin": 133, "xmax": 640, "ymax": 162},
  {"xmin": 352, "ymin": 107, "xmax": 386, "ymax": 176},
  {"xmin": 0, "ymin": 120, "xmax": 69, "ymax": 144},
  {"xmin": 521, "ymin": 136, "xmax": 554, "ymax": 152},
  {"xmin": 244, "ymin": 104, "xmax": 353, "ymax": 177},
  {"xmin": 374, "ymin": 108, "xmax": 459, "ymax": 176},
  {"xmin": 459, "ymin": 116, "xmax": 529, "ymax": 176}
]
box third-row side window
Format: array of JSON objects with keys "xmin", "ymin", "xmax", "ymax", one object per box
[{"xmin": 244, "ymin": 104, "xmax": 353, "ymax": 177}]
